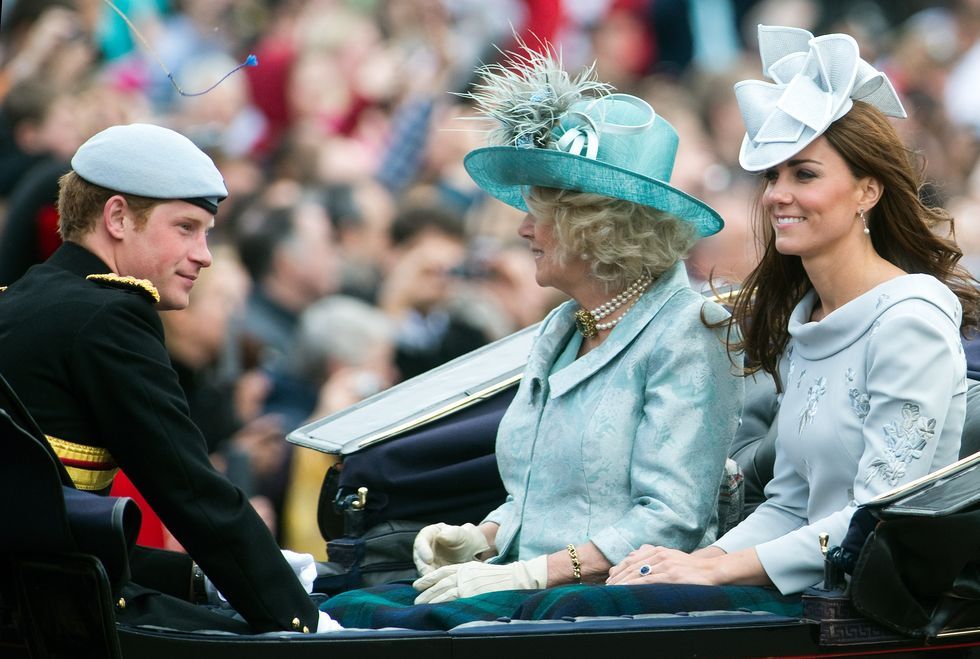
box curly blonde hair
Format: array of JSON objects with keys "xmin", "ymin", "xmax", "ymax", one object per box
[{"xmin": 525, "ymin": 186, "xmax": 697, "ymax": 290}]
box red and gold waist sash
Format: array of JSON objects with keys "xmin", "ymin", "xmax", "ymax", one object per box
[{"xmin": 45, "ymin": 435, "xmax": 119, "ymax": 491}]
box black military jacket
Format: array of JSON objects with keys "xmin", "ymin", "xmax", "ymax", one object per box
[{"xmin": 0, "ymin": 241, "xmax": 318, "ymax": 633}]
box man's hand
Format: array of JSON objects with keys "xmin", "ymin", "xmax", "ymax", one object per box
[{"xmin": 205, "ymin": 549, "xmax": 317, "ymax": 603}]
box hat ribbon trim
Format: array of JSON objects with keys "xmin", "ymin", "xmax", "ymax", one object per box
[{"xmin": 555, "ymin": 94, "xmax": 656, "ymax": 160}]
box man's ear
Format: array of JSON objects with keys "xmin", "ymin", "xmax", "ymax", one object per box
[
  {"xmin": 858, "ymin": 176, "xmax": 883, "ymax": 212},
  {"xmin": 103, "ymin": 195, "xmax": 130, "ymax": 240}
]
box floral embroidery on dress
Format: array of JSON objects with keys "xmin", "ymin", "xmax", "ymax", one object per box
[
  {"xmin": 865, "ymin": 403, "xmax": 936, "ymax": 486},
  {"xmin": 870, "ymin": 321, "xmax": 881, "ymax": 337},
  {"xmin": 797, "ymin": 368, "xmax": 807, "ymax": 389},
  {"xmin": 849, "ymin": 390, "xmax": 870, "ymax": 420},
  {"xmin": 845, "ymin": 369, "xmax": 870, "ymax": 420},
  {"xmin": 799, "ymin": 376, "xmax": 827, "ymax": 433},
  {"xmin": 875, "ymin": 293, "xmax": 891, "ymax": 309}
]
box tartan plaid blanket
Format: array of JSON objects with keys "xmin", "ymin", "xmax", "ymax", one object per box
[{"xmin": 320, "ymin": 582, "xmax": 802, "ymax": 631}]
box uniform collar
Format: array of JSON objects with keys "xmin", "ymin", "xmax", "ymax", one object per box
[{"xmin": 48, "ymin": 241, "xmax": 113, "ymax": 278}]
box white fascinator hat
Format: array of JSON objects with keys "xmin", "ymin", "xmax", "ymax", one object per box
[{"xmin": 735, "ymin": 25, "xmax": 907, "ymax": 172}]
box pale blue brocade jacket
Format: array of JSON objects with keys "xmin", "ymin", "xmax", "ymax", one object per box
[{"xmin": 484, "ymin": 263, "xmax": 744, "ymax": 565}]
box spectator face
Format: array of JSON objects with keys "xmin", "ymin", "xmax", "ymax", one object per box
[
  {"xmin": 279, "ymin": 202, "xmax": 338, "ymax": 302},
  {"xmin": 400, "ymin": 230, "xmax": 466, "ymax": 312},
  {"xmin": 115, "ymin": 200, "xmax": 215, "ymax": 311},
  {"xmin": 188, "ymin": 254, "xmax": 250, "ymax": 359},
  {"xmin": 41, "ymin": 95, "xmax": 83, "ymax": 160}
]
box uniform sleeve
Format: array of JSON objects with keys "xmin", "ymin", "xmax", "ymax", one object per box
[
  {"xmin": 589, "ymin": 300, "xmax": 745, "ymax": 563},
  {"xmin": 744, "ymin": 304, "xmax": 964, "ymax": 594},
  {"xmin": 69, "ymin": 298, "xmax": 318, "ymax": 633}
]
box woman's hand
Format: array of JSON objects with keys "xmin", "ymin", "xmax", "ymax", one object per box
[
  {"xmin": 412, "ymin": 523, "xmax": 493, "ymax": 576},
  {"xmin": 606, "ymin": 545, "xmax": 721, "ymax": 585},
  {"xmin": 413, "ymin": 556, "xmax": 548, "ymax": 604},
  {"xmin": 607, "ymin": 544, "xmax": 772, "ymax": 587}
]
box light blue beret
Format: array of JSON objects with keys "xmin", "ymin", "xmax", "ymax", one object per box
[{"xmin": 71, "ymin": 123, "xmax": 228, "ymax": 213}]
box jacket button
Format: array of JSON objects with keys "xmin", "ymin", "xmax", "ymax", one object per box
[
  {"xmin": 116, "ymin": 598, "xmax": 126, "ymax": 609},
  {"xmin": 292, "ymin": 617, "xmax": 301, "ymax": 630},
  {"xmin": 303, "ymin": 626, "xmax": 310, "ymax": 634}
]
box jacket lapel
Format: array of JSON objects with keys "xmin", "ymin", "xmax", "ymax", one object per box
[{"xmin": 547, "ymin": 262, "xmax": 691, "ymax": 399}]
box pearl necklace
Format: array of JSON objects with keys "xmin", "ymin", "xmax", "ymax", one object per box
[{"xmin": 574, "ymin": 275, "xmax": 652, "ymax": 339}]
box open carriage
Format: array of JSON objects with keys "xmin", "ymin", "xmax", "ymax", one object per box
[{"xmin": 4, "ymin": 325, "xmax": 980, "ymax": 658}]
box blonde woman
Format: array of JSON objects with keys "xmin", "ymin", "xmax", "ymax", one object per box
[{"xmin": 408, "ymin": 45, "xmax": 744, "ymax": 604}]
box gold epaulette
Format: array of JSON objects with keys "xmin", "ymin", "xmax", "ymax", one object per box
[
  {"xmin": 0, "ymin": 286, "xmax": 6, "ymax": 292},
  {"xmin": 86, "ymin": 273, "xmax": 160, "ymax": 304},
  {"xmin": 45, "ymin": 435, "xmax": 119, "ymax": 491}
]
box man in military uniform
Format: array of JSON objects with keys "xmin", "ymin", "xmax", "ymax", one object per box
[{"xmin": 0, "ymin": 123, "xmax": 338, "ymax": 634}]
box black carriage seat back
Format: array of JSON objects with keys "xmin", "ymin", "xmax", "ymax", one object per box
[
  {"xmin": 0, "ymin": 372, "xmax": 141, "ymax": 659},
  {"xmin": 0, "ymin": 373, "xmax": 75, "ymax": 553},
  {"xmin": 0, "ymin": 372, "xmax": 141, "ymax": 592},
  {"xmin": 730, "ymin": 372, "xmax": 779, "ymax": 517}
]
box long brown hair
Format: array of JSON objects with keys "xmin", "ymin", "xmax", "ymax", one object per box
[{"xmin": 729, "ymin": 101, "xmax": 980, "ymax": 391}]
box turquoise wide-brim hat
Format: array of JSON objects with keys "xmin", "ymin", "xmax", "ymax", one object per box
[{"xmin": 464, "ymin": 93, "xmax": 723, "ymax": 238}]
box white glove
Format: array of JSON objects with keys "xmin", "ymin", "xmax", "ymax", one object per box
[
  {"xmin": 317, "ymin": 611, "xmax": 343, "ymax": 632},
  {"xmin": 413, "ymin": 523, "xmax": 491, "ymax": 576},
  {"xmin": 204, "ymin": 549, "xmax": 317, "ymax": 603},
  {"xmin": 280, "ymin": 549, "xmax": 317, "ymax": 594},
  {"xmin": 413, "ymin": 556, "xmax": 548, "ymax": 604}
]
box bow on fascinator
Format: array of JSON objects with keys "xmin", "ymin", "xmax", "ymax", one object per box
[
  {"xmin": 735, "ymin": 25, "xmax": 907, "ymax": 171},
  {"xmin": 554, "ymin": 94, "xmax": 656, "ymax": 160}
]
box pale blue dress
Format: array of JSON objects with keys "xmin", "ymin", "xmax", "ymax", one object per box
[{"xmin": 715, "ymin": 274, "xmax": 965, "ymax": 593}]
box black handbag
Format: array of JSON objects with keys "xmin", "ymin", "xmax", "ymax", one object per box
[{"xmin": 309, "ymin": 387, "xmax": 513, "ymax": 596}]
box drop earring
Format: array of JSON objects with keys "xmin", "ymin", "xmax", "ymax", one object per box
[{"xmin": 859, "ymin": 208, "xmax": 870, "ymax": 235}]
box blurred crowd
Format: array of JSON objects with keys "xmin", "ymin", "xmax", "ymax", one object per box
[{"xmin": 3, "ymin": 0, "xmax": 980, "ymax": 558}]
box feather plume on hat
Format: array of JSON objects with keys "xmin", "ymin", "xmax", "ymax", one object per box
[{"xmin": 465, "ymin": 41, "xmax": 613, "ymax": 150}]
